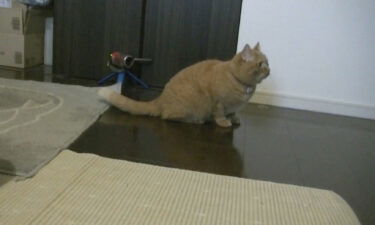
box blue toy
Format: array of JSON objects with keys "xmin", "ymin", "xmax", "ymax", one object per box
[{"xmin": 98, "ymin": 52, "xmax": 150, "ymax": 90}]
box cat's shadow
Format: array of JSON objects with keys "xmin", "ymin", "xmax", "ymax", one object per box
[{"xmin": 100, "ymin": 108, "xmax": 244, "ymax": 177}]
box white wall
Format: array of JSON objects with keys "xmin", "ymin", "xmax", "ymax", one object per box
[{"xmin": 238, "ymin": 0, "xmax": 375, "ymax": 119}]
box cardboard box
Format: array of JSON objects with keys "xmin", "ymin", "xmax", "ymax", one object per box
[
  {"xmin": 0, "ymin": 64, "xmax": 47, "ymax": 80},
  {"xmin": 0, "ymin": 0, "xmax": 46, "ymax": 34},
  {"xmin": 0, "ymin": 0, "xmax": 48, "ymax": 68},
  {"xmin": 0, "ymin": 32, "xmax": 44, "ymax": 68}
]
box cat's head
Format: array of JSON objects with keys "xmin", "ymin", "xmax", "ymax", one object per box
[{"xmin": 231, "ymin": 43, "xmax": 270, "ymax": 86}]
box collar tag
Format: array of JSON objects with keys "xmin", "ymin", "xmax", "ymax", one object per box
[{"xmin": 246, "ymin": 87, "xmax": 253, "ymax": 95}]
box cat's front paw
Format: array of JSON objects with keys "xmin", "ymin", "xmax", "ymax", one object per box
[{"xmin": 215, "ymin": 118, "xmax": 232, "ymax": 127}]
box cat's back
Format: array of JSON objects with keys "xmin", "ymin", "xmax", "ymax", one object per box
[
  {"xmin": 160, "ymin": 59, "xmax": 224, "ymax": 100},
  {"xmin": 167, "ymin": 59, "xmax": 223, "ymax": 85},
  {"xmin": 182, "ymin": 59, "xmax": 222, "ymax": 75}
]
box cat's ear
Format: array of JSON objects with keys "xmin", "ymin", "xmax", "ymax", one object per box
[
  {"xmin": 240, "ymin": 44, "xmax": 254, "ymax": 62},
  {"xmin": 254, "ymin": 42, "xmax": 261, "ymax": 51}
]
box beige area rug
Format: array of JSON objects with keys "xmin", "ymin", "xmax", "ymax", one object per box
[
  {"xmin": 0, "ymin": 150, "xmax": 360, "ymax": 225},
  {"xmin": 0, "ymin": 78, "xmax": 108, "ymax": 177}
]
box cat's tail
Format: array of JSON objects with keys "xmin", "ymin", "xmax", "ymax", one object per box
[{"xmin": 98, "ymin": 87, "xmax": 160, "ymax": 116}]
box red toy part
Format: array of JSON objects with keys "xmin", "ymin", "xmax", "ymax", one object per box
[{"xmin": 110, "ymin": 52, "xmax": 124, "ymax": 67}]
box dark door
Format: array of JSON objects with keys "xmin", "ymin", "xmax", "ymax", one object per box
[
  {"xmin": 53, "ymin": 0, "xmax": 144, "ymax": 79},
  {"xmin": 141, "ymin": 0, "xmax": 243, "ymax": 87},
  {"xmin": 53, "ymin": 0, "xmax": 242, "ymax": 85}
]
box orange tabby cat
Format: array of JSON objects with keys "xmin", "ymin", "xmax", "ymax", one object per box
[{"xmin": 98, "ymin": 43, "xmax": 270, "ymax": 127}]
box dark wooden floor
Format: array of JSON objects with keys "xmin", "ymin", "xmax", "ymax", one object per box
[{"xmin": 1, "ymin": 66, "xmax": 374, "ymax": 225}]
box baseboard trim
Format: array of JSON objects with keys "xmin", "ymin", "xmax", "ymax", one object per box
[{"xmin": 251, "ymin": 91, "xmax": 375, "ymax": 120}]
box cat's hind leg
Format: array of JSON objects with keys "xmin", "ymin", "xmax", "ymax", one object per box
[{"xmin": 162, "ymin": 110, "xmax": 204, "ymax": 124}]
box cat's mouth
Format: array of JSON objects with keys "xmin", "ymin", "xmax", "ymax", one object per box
[
  {"xmin": 256, "ymin": 71, "xmax": 270, "ymax": 83},
  {"xmin": 256, "ymin": 75, "xmax": 266, "ymax": 83}
]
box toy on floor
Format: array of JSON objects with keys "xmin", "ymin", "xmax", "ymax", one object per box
[{"xmin": 98, "ymin": 52, "xmax": 151, "ymax": 93}]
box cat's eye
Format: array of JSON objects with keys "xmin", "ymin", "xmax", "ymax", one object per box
[{"xmin": 258, "ymin": 62, "xmax": 263, "ymax": 67}]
